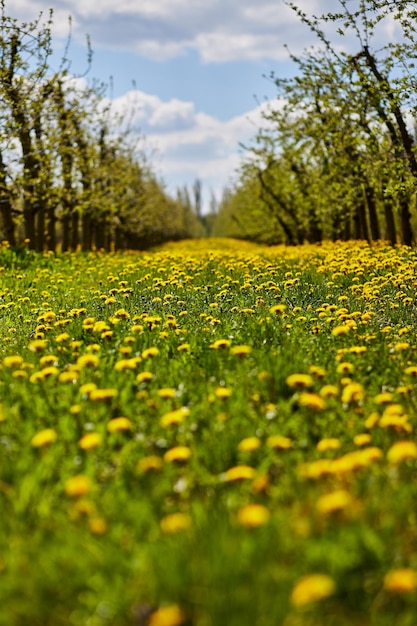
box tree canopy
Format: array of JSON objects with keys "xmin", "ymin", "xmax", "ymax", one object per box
[{"xmin": 215, "ymin": 0, "xmax": 417, "ymax": 245}]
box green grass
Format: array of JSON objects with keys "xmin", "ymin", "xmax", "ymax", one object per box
[{"xmin": 0, "ymin": 238, "xmax": 417, "ymax": 625}]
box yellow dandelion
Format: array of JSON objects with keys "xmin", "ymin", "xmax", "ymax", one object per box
[
  {"xmin": 148, "ymin": 604, "xmax": 186, "ymax": 626},
  {"xmin": 319, "ymin": 384, "xmax": 339, "ymax": 398},
  {"xmin": 89, "ymin": 517, "xmax": 108, "ymax": 535},
  {"xmin": 107, "ymin": 417, "xmax": 132, "ymax": 433},
  {"xmin": 77, "ymin": 354, "xmax": 100, "ymax": 368},
  {"xmin": 160, "ymin": 407, "xmax": 190, "ymax": 428},
  {"xmin": 237, "ymin": 503, "xmax": 270, "ymax": 527},
  {"xmin": 238, "ymin": 437, "xmax": 261, "ymax": 452},
  {"xmin": 290, "ymin": 574, "xmax": 336, "ymax": 607},
  {"xmin": 341, "ymin": 382, "xmax": 364, "ymax": 404},
  {"xmin": 55, "ymin": 332, "xmax": 70, "ymax": 343},
  {"xmin": 387, "ymin": 441, "xmax": 417, "ymax": 464},
  {"xmin": 404, "ymin": 366, "xmax": 417, "ymax": 377},
  {"xmin": 114, "ymin": 358, "xmax": 140, "ymax": 371},
  {"xmin": 64, "ymin": 475, "xmax": 92, "ymax": 498},
  {"xmin": 299, "ymin": 459, "xmax": 333, "ymax": 479},
  {"xmin": 316, "ymin": 490, "xmax": 353, "ymax": 515},
  {"xmin": 89, "ymin": 388, "xmax": 118, "ymax": 401},
  {"xmin": 164, "ymin": 446, "xmax": 192, "ymax": 463},
  {"xmin": 3, "ymin": 355, "xmax": 24, "ymax": 368},
  {"xmin": 142, "ymin": 346, "xmax": 160, "ymax": 359},
  {"xmin": 309, "ymin": 365, "xmax": 326, "ymax": 378},
  {"xmin": 160, "ymin": 513, "xmax": 192, "ymax": 534},
  {"xmin": 317, "ymin": 438, "xmax": 341, "ymax": 452},
  {"xmin": 209, "ymin": 338, "xmax": 231, "ymax": 349},
  {"xmin": 230, "ymin": 344, "xmax": 252, "ymax": 357},
  {"xmin": 28, "ymin": 339, "xmax": 48, "ymax": 352},
  {"xmin": 136, "ymin": 371, "xmax": 154, "ymax": 383},
  {"xmin": 223, "ymin": 465, "xmax": 256, "ymax": 482},
  {"xmin": 353, "ymin": 433, "xmax": 372, "ymax": 446},
  {"xmin": 384, "ymin": 569, "xmax": 417, "ymax": 593},
  {"xmin": 177, "ymin": 343, "xmax": 190, "ymax": 352},
  {"xmin": 137, "ymin": 455, "xmax": 164, "ymax": 473},
  {"xmin": 299, "ymin": 393, "xmax": 326, "ymax": 411},
  {"xmin": 59, "ymin": 370, "xmax": 79, "ymax": 383},
  {"xmin": 266, "ymin": 435, "xmax": 292, "ymax": 450},
  {"xmin": 79, "ymin": 432, "xmax": 102, "ymax": 450},
  {"xmin": 157, "ymin": 388, "xmax": 176, "ymax": 399},
  {"xmin": 286, "ymin": 373, "xmax": 313, "ymax": 389},
  {"xmin": 269, "ymin": 304, "xmax": 287, "ymax": 314},
  {"xmin": 332, "ymin": 325, "xmax": 350, "ymax": 337},
  {"xmin": 31, "ymin": 428, "xmax": 57, "ymax": 448},
  {"xmin": 374, "ymin": 391, "xmax": 394, "ymax": 404},
  {"xmin": 336, "ymin": 362, "xmax": 354, "ymax": 375},
  {"xmin": 214, "ymin": 386, "xmax": 232, "ymax": 399}
]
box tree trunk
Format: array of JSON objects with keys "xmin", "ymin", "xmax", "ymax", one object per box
[
  {"xmin": 70, "ymin": 211, "xmax": 79, "ymax": 250},
  {"xmin": 364, "ymin": 184, "xmax": 380, "ymax": 241},
  {"xmin": 46, "ymin": 207, "xmax": 56, "ymax": 251},
  {"xmin": 61, "ymin": 213, "xmax": 70, "ymax": 252},
  {"xmin": 383, "ymin": 199, "xmax": 397, "ymax": 246},
  {"xmin": 400, "ymin": 194, "xmax": 413, "ymax": 245},
  {"xmin": 82, "ymin": 213, "xmax": 93, "ymax": 251},
  {"xmin": 0, "ymin": 153, "xmax": 16, "ymax": 247},
  {"xmin": 36, "ymin": 205, "xmax": 45, "ymax": 251}
]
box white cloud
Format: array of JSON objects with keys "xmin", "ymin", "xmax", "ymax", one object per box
[
  {"xmin": 7, "ymin": 0, "xmax": 331, "ymax": 62},
  {"xmin": 107, "ymin": 88, "xmax": 276, "ymax": 206},
  {"xmin": 6, "ymin": 0, "xmax": 407, "ymax": 64}
]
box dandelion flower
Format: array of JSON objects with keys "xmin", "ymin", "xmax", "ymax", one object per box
[
  {"xmin": 387, "ymin": 441, "xmax": 417, "ymax": 464},
  {"xmin": 89, "ymin": 517, "xmax": 107, "ymax": 535},
  {"xmin": 230, "ymin": 344, "xmax": 252, "ymax": 357},
  {"xmin": 65, "ymin": 475, "xmax": 92, "ymax": 498},
  {"xmin": 286, "ymin": 373, "xmax": 313, "ymax": 389},
  {"xmin": 209, "ymin": 339, "xmax": 231, "ymax": 349},
  {"xmin": 136, "ymin": 371, "xmax": 154, "ymax": 383},
  {"xmin": 237, "ymin": 503, "xmax": 270, "ymax": 527},
  {"xmin": 142, "ymin": 347, "xmax": 160, "ymax": 359},
  {"xmin": 223, "ymin": 465, "xmax": 256, "ymax": 482},
  {"xmin": 3, "ymin": 355, "xmax": 24, "ymax": 368},
  {"xmin": 299, "ymin": 393, "xmax": 326, "ymax": 411},
  {"xmin": 157, "ymin": 388, "xmax": 176, "ymax": 399},
  {"xmin": 31, "ymin": 428, "xmax": 57, "ymax": 448},
  {"xmin": 164, "ymin": 446, "xmax": 192, "ymax": 463},
  {"xmin": 160, "ymin": 513, "xmax": 191, "ymax": 534},
  {"xmin": 214, "ymin": 386, "xmax": 232, "ymax": 399},
  {"xmin": 353, "ymin": 433, "xmax": 372, "ymax": 447},
  {"xmin": 290, "ymin": 574, "xmax": 336, "ymax": 607},
  {"xmin": 137, "ymin": 456, "xmax": 163, "ymax": 473},
  {"xmin": 160, "ymin": 408, "xmax": 190, "ymax": 428},
  {"xmin": 77, "ymin": 354, "xmax": 100, "ymax": 368},
  {"xmin": 332, "ymin": 325, "xmax": 350, "ymax": 337},
  {"xmin": 107, "ymin": 417, "xmax": 132, "ymax": 433},
  {"xmin": 316, "ymin": 490, "xmax": 353, "ymax": 515},
  {"xmin": 238, "ymin": 437, "xmax": 261, "ymax": 452},
  {"xmin": 148, "ymin": 604, "xmax": 186, "ymax": 626},
  {"xmin": 317, "ymin": 438, "xmax": 341, "ymax": 452},
  {"xmin": 89, "ymin": 388, "xmax": 118, "ymax": 401},
  {"xmin": 384, "ymin": 569, "xmax": 417, "ymax": 593},
  {"xmin": 266, "ymin": 435, "xmax": 292, "ymax": 450},
  {"xmin": 79, "ymin": 432, "xmax": 102, "ymax": 450}
]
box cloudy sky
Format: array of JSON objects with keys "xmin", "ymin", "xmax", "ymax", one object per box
[{"xmin": 8, "ymin": 0, "xmax": 397, "ymax": 209}]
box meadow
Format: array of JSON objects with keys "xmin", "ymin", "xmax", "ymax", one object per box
[{"xmin": 1, "ymin": 237, "xmax": 417, "ymax": 626}]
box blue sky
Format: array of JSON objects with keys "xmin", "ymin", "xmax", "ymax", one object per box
[{"xmin": 9, "ymin": 0, "xmax": 398, "ymax": 210}]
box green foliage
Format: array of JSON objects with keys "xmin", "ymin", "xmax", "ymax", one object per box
[
  {"xmin": 0, "ymin": 2, "xmax": 196, "ymax": 251},
  {"xmin": 0, "ymin": 239, "xmax": 417, "ymax": 624},
  {"xmin": 217, "ymin": 0, "xmax": 417, "ymax": 245}
]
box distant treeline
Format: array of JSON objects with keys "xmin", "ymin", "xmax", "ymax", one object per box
[
  {"xmin": 0, "ymin": 3, "xmax": 203, "ymax": 251},
  {"xmin": 213, "ymin": 1, "xmax": 417, "ymax": 246}
]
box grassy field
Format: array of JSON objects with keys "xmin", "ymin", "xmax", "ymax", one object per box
[{"xmin": 1, "ymin": 237, "xmax": 417, "ymax": 625}]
